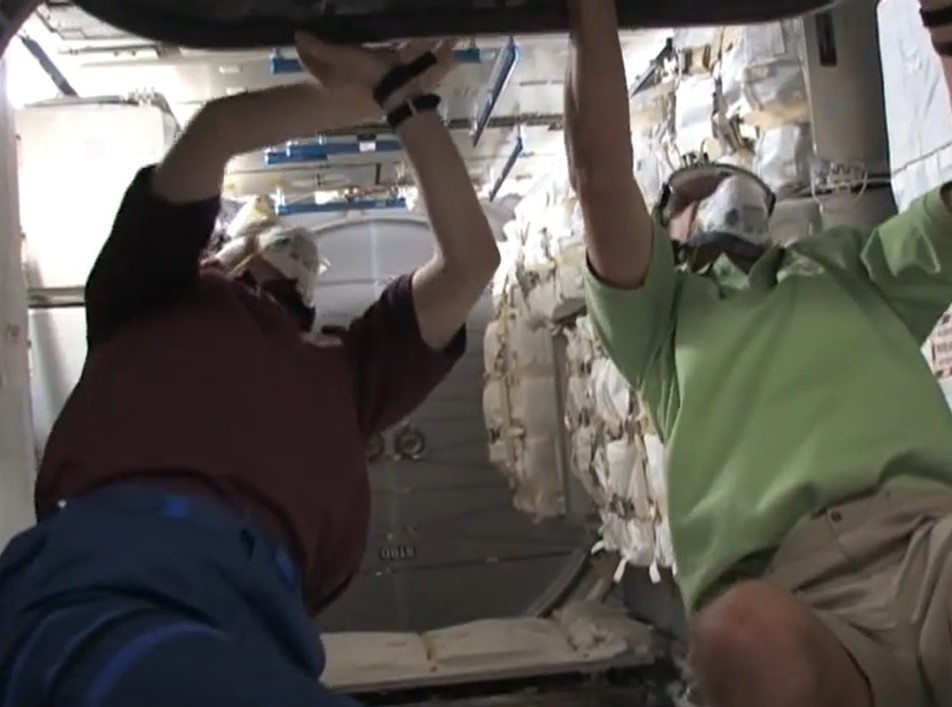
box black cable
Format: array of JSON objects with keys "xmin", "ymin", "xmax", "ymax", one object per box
[{"xmin": 17, "ymin": 34, "xmax": 77, "ymax": 97}]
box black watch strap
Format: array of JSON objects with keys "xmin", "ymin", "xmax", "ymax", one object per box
[
  {"xmin": 386, "ymin": 93, "xmax": 442, "ymax": 130},
  {"xmin": 922, "ymin": 4, "xmax": 952, "ymax": 28},
  {"xmin": 372, "ymin": 52, "xmax": 438, "ymax": 107}
]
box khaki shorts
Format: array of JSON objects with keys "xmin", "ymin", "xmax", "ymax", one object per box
[{"xmin": 764, "ymin": 490, "xmax": 952, "ymax": 707}]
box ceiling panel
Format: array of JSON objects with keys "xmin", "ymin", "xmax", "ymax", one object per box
[
  {"xmin": 19, "ymin": 5, "xmax": 673, "ymax": 203},
  {"xmin": 37, "ymin": 1, "xmax": 132, "ymax": 42}
]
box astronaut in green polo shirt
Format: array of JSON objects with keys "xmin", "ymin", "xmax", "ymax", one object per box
[{"xmin": 566, "ymin": 1, "xmax": 952, "ymax": 706}]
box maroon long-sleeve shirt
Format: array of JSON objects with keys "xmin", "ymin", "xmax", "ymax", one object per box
[{"xmin": 35, "ymin": 167, "xmax": 466, "ymax": 613}]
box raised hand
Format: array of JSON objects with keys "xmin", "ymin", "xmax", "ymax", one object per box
[{"xmin": 294, "ymin": 34, "xmax": 458, "ymax": 115}]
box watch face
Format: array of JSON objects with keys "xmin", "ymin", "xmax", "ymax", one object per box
[{"xmin": 5, "ymin": 0, "xmax": 839, "ymax": 52}]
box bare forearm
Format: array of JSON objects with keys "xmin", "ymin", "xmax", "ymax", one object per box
[
  {"xmin": 396, "ymin": 110, "xmax": 499, "ymax": 349},
  {"xmin": 397, "ymin": 111, "xmax": 499, "ymax": 273},
  {"xmin": 566, "ymin": 6, "xmax": 633, "ymax": 179},
  {"xmin": 154, "ymin": 84, "xmax": 358, "ymax": 203},
  {"xmin": 567, "ymin": 0, "xmax": 653, "ymax": 289}
]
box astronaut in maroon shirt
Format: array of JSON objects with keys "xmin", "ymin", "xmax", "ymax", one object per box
[{"xmin": 0, "ymin": 36, "xmax": 499, "ymax": 706}]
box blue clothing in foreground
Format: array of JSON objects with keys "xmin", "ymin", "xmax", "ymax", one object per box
[{"xmin": 0, "ymin": 485, "xmax": 360, "ymax": 707}]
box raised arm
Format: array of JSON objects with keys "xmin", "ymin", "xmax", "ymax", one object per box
[
  {"xmin": 86, "ymin": 84, "xmax": 383, "ymax": 347},
  {"xmin": 344, "ymin": 108, "xmax": 501, "ymax": 434},
  {"xmin": 398, "ymin": 108, "xmax": 500, "ymax": 349},
  {"xmin": 566, "ymin": 0, "xmax": 653, "ymax": 289},
  {"xmin": 570, "ymin": 0, "xmax": 680, "ymax": 390},
  {"xmin": 294, "ymin": 35, "xmax": 499, "ymax": 435}
]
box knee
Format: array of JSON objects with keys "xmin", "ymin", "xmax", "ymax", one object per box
[
  {"xmin": 693, "ymin": 581, "xmax": 795, "ymax": 660},
  {"xmin": 691, "ymin": 581, "xmax": 822, "ymax": 706}
]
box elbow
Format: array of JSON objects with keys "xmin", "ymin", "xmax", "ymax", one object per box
[
  {"xmin": 466, "ymin": 243, "xmax": 501, "ymax": 285},
  {"xmin": 477, "ymin": 236, "xmax": 502, "ymax": 275},
  {"xmin": 190, "ymin": 98, "xmax": 228, "ymax": 135},
  {"xmin": 440, "ymin": 217, "xmax": 501, "ymax": 279},
  {"xmin": 481, "ymin": 242, "xmax": 502, "ymax": 274},
  {"xmin": 444, "ymin": 241, "xmax": 500, "ymax": 287}
]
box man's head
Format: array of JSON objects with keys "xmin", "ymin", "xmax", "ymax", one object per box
[
  {"xmin": 655, "ymin": 163, "xmax": 776, "ymax": 269},
  {"xmin": 211, "ymin": 199, "xmax": 325, "ymax": 332}
]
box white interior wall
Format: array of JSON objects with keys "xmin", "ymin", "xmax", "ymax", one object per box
[
  {"xmin": 879, "ymin": 0, "xmax": 952, "ymax": 211},
  {"xmin": 878, "ymin": 0, "xmax": 952, "ymax": 405},
  {"xmin": 0, "ymin": 59, "xmax": 36, "ymax": 545},
  {"xmin": 17, "ymin": 102, "xmax": 175, "ymax": 289}
]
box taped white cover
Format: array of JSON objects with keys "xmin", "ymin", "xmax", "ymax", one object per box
[
  {"xmin": 487, "ymin": 163, "xmax": 678, "ymax": 576},
  {"xmin": 642, "ymin": 431, "xmax": 676, "ymax": 570},
  {"xmin": 754, "ymin": 123, "xmax": 813, "ymax": 198},
  {"xmin": 633, "ymin": 126, "xmax": 680, "ymax": 215},
  {"xmin": 562, "ymin": 316, "xmax": 675, "ymax": 580},
  {"xmin": 720, "ymin": 20, "xmax": 810, "ymax": 130},
  {"xmin": 631, "ymin": 79, "xmax": 676, "ymax": 134},
  {"xmin": 503, "ymin": 174, "xmax": 588, "ymax": 325},
  {"xmin": 674, "ymin": 74, "xmax": 718, "ymax": 159},
  {"xmin": 483, "ymin": 289, "xmax": 563, "ymax": 519},
  {"xmin": 590, "ymin": 358, "xmax": 632, "ymax": 428}
]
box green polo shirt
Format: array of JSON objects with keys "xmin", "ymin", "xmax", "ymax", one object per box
[{"xmin": 585, "ymin": 188, "xmax": 952, "ymax": 612}]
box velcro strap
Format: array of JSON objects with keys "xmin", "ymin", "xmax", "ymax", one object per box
[{"xmin": 372, "ymin": 52, "xmax": 438, "ymax": 106}]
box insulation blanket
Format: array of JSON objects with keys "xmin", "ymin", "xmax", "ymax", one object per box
[
  {"xmin": 630, "ymin": 82, "xmax": 678, "ymax": 207},
  {"xmin": 484, "ymin": 173, "xmax": 592, "ymax": 519},
  {"xmin": 754, "ymin": 123, "xmax": 813, "ymax": 198},
  {"xmin": 562, "ymin": 318, "xmax": 675, "ymax": 579},
  {"xmin": 485, "ymin": 127, "xmax": 699, "ymax": 574},
  {"xmin": 483, "ymin": 173, "xmax": 585, "ymax": 519},
  {"xmin": 630, "ymin": 79, "xmax": 676, "ymax": 134},
  {"xmin": 634, "ymin": 140, "xmax": 676, "ymax": 209},
  {"xmin": 674, "ymin": 74, "xmax": 718, "ymax": 160},
  {"xmin": 720, "ymin": 20, "xmax": 810, "ymax": 130},
  {"xmin": 506, "ymin": 175, "xmax": 588, "ymax": 325},
  {"xmin": 483, "ymin": 171, "xmax": 676, "ymax": 572},
  {"xmin": 483, "ymin": 307, "xmax": 563, "ymax": 519}
]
